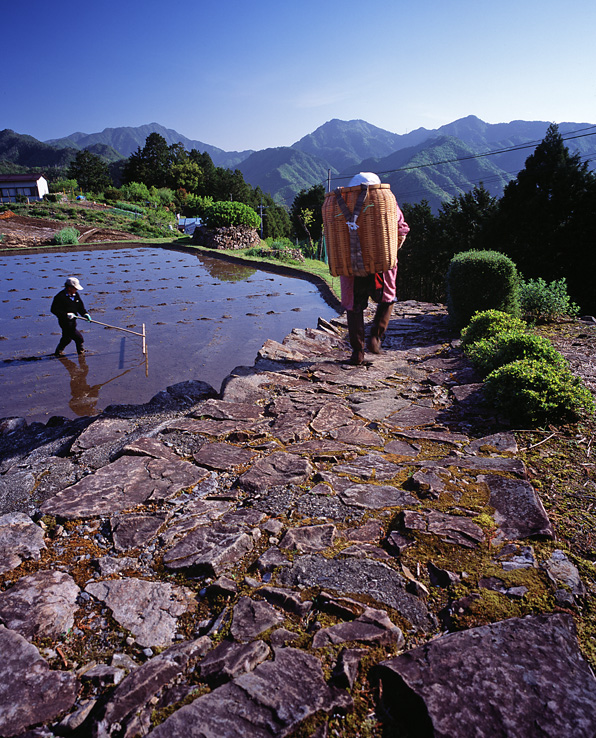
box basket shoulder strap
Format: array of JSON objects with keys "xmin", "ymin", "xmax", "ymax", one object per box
[{"xmin": 334, "ymin": 186, "xmax": 368, "ymax": 276}]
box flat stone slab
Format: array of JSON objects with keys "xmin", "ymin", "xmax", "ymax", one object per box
[
  {"xmin": 334, "ymin": 453, "xmax": 402, "ymax": 481},
  {"xmin": 111, "ymin": 513, "xmax": 169, "ymax": 551},
  {"xmin": 338, "ymin": 484, "xmax": 417, "ymax": 509},
  {"xmin": 121, "ymin": 437, "xmax": 182, "ymax": 462},
  {"xmin": 40, "ymin": 455, "xmax": 209, "ymax": 519},
  {"xmin": 85, "ymin": 578, "xmax": 197, "ymax": 648},
  {"xmin": 384, "ymin": 439, "xmax": 421, "ymax": 457},
  {"xmin": 163, "ymin": 524, "xmax": 254, "ymax": 575},
  {"xmin": 402, "ymin": 510, "xmax": 485, "ymax": 548},
  {"xmin": 313, "ymin": 607, "xmax": 404, "ymax": 649},
  {"xmin": 94, "ymin": 637, "xmax": 211, "ymax": 734},
  {"xmin": 0, "ymin": 512, "xmax": 46, "ymax": 574},
  {"xmin": 193, "ymin": 398, "xmax": 263, "ymax": 420},
  {"xmin": 430, "ymin": 455, "xmax": 527, "ymax": 477},
  {"xmin": 377, "ymin": 613, "xmax": 596, "ymax": 738},
  {"xmin": 310, "ymin": 402, "xmax": 354, "ymax": 432},
  {"xmin": 279, "ymin": 523, "xmax": 338, "ymax": 553},
  {"xmin": 330, "ymin": 423, "xmax": 384, "ymax": 446},
  {"xmin": 280, "ymin": 555, "xmax": 434, "ymax": 632},
  {"xmin": 230, "ymin": 597, "xmax": 285, "ymax": 643},
  {"xmin": 199, "ymin": 639, "xmax": 271, "ymax": 685},
  {"xmin": 479, "ymin": 474, "xmax": 555, "ymax": 541},
  {"xmin": 147, "ymin": 647, "xmax": 351, "ymax": 738},
  {"xmin": 239, "ymin": 452, "xmax": 313, "ymax": 492},
  {"xmin": 193, "ymin": 442, "xmax": 256, "ymax": 471},
  {"xmin": 70, "ymin": 417, "xmax": 131, "ymax": 452},
  {"xmin": 0, "ymin": 570, "xmax": 80, "ymax": 640},
  {"xmin": 0, "ymin": 625, "xmax": 79, "ymax": 737},
  {"xmin": 385, "ymin": 404, "xmax": 440, "ymax": 429}
]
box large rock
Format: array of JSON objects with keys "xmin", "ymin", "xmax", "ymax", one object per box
[
  {"xmin": 480, "ymin": 474, "xmax": 554, "ymax": 540},
  {"xmin": 280, "ymin": 555, "xmax": 434, "ymax": 632},
  {"xmin": 0, "ymin": 570, "xmax": 80, "ymax": 640},
  {"xmin": 92, "ymin": 637, "xmax": 211, "ymax": 738},
  {"xmin": 239, "ymin": 452, "xmax": 313, "ymax": 492},
  {"xmin": 163, "ymin": 523, "xmax": 254, "ymax": 575},
  {"xmin": 377, "ymin": 613, "xmax": 596, "ymax": 738},
  {"xmin": 0, "ymin": 512, "xmax": 45, "ymax": 575},
  {"xmin": 0, "ymin": 625, "xmax": 79, "ymax": 737},
  {"xmin": 40, "ymin": 456, "xmax": 209, "ymax": 519},
  {"xmin": 85, "ymin": 578, "xmax": 197, "ymax": 648},
  {"xmin": 147, "ymin": 647, "xmax": 351, "ymax": 737}
]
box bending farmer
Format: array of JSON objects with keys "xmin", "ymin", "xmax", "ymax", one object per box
[
  {"xmin": 339, "ymin": 172, "xmax": 409, "ymax": 365},
  {"xmin": 51, "ymin": 277, "xmax": 91, "ymax": 357}
]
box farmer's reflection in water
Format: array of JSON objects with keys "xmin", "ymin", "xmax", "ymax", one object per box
[
  {"xmin": 56, "ymin": 355, "xmax": 142, "ymax": 416},
  {"xmin": 57, "ymin": 355, "xmax": 100, "ymax": 416}
]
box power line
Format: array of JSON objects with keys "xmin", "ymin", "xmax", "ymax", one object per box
[{"xmin": 327, "ymin": 126, "xmax": 596, "ymax": 185}]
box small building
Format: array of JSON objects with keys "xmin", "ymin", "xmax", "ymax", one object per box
[{"xmin": 0, "ymin": 174, "xmax": 49, "ymax": 203}]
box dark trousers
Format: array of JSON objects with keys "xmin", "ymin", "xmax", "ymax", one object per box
[{"xmin": 56, "ymin": 320, "xmax": 84, "ymax": 353}]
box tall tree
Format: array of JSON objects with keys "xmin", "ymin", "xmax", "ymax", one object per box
[
  {"xmin": 493, "ymin": 123, "xmax": 596, "ymax": 311},
  {"xmin": 66, "ymin": 150, "xmax": 111, "ymax": 192},
  {"xmin": 290, "ymin": 184, "xmax": 325, "ymax": 243},
  {"xmin": 123, "ymin": 133, "xmax": 172, "ymax": 188}
]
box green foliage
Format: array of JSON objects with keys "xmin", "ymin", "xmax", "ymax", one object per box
[
  {"xmin": 103, "ymin": 187, "xmax": 121, "ymax": 201},
  {"xmin": 50, "ymin": 178, "xmax": 78, "ymax": 194},
  {"xmin": 492, "ymin": 123, "xmax": 596, "ymax": 314},
  {"xmin": 446, "ymin": 250, "xmax": 520, "ymax": 329},
  {"xmin": 115, "ymin": 201, "xmax": 145, "ymax": 214},
  {"xmin": 290, "ymin": 184, "xmax": 324, "ymax": 243},
  {"xmin": 52, "ymin": 226, "xmax": 80, "ymax": 245},
  {"xmin": 460, "ymin": 309, "xmax": 528, "ymax": 348},
  {"xmin": 464, "ymin": 330, "xmax": 567, "ymax": 377},
  {"xmin": 485, "ymin": 359, "xmax": 594, "ymax": 426},
  {"xmin": 120, "ymin": 181, "xmax": 151, "ymax": 203},
  {"xmin": 178, "ymin": 192, "xmax": 213, "ymax": 218},
  {"xmin": 519, "ymin": 277, "xmax": 580, "ymax": 322},
  {"xmin": 203, "ymin": 201, "xmax": 260, "ymax": 228},
  {"xmin": 66, "ymin": 150, "xmax": 111, "ymax": 192}
]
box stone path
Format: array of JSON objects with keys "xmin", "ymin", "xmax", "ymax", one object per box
[{"xmin": 0, "ymin": 300, "xmax": 595, "ymax": 737}]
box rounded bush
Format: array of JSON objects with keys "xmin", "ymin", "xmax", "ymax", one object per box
[
  {"xmin": 465, "ymin": 330, "xmax": 567, "ymax": 377},
  {"xmin": 446, "ymin": 250, "xmax": 520, "ymax": 329},
  {"xmin": 484, "ymin": 359, "xmax": 594, "ymax": 426},
  {"xmin": 520, "ymin": 277, "xmax": 580, "ymax": 322},
  {"xmin": 53, "ymin": 227, "xmax": 80, "ymax": 245},
  {"xmin": 460, "ymin": 310, "xmax": 527, "ymax": 348},
  {"xmin": 203, "ymin": 201, "xmax": 260, "ymax": 229}
]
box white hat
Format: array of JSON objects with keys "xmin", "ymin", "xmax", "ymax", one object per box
[
  {"xmin": 65, "ymin": 277, "xmax": 83, "ymax": 290},
  {"xmin": 349, "ymin": 172, "xmax": 381, "ymax": 187}
]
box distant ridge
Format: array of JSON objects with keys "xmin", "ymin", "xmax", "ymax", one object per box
[{"xmin": 2, "ymin": 115, "xmax": 593, "ymax": 208}]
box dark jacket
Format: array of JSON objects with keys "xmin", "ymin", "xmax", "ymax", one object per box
[{"xmin": 51, "ymin": 289, "xmax": 87, "ymax": 326}]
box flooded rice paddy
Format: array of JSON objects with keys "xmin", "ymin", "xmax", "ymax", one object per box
[{"xmin": 0, "ymin": 245, "xmax": 338, "ymax": 423}]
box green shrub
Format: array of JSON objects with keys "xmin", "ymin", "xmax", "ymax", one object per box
[
  {"xmin": 485, "ymin": 359, "xmax": 594, "ymax": 426},
  {"xmin": 465, "ymin": 330, "xmax": 567, "ymax": 377},
  {"xmin": 460, "ymin": 310, "xmax": 527, "ymax": 348},
  {"xmin": 203, "ymin": 201, "xmax": 260, "ymax": 229},
  {"xmin": 446, "ymin": 250, "xmax": 520, "ymax": 329},
  {"xmin": 519, "ymin": 277, "xmax": 580, "ymax": 322},
  {"xmin": 103, "ymin": 187, "xmax": 121, "ymax": 201},
  {"xmin": 121, "ymin": 182, "xmax": 151, "ymax": 203},
  {"xmin": 43, "ymin": 193, "xmax": 59, "ymax": 203},
  {"xmin": 115, "ymin": 201, "xmax": 145, "ymax": 214},
  {"xmin": 53, "ymin": 227, "xmax": 80, "ymax": 245}
]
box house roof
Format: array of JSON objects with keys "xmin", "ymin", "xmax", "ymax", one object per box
[{"xmin": 0, "ymin": 174, "xmax": 46, "ymax": 183}]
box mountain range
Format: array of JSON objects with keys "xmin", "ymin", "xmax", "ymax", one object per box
[{"xmin": 1, "ymin": 116, "xmax": 594, "ymax": 210}]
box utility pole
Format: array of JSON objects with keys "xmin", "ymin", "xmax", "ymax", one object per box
[
  {"xmin": 327, "ymin": 169, "xmax": 331, "ymax": 193},
  {"xmin": 257, "ymin": 199, "xmax": 268, "ymax": 239}
]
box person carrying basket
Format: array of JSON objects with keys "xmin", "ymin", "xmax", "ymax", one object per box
[{"xmin": 323, "ymin": 172, "xmax": 409, "ymax": 365}]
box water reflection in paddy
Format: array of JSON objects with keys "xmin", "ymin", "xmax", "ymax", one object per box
[{"xmin": 0, "ymin": 245, "xmax": 339, "ymax": 423}]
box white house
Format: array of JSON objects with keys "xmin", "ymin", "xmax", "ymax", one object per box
[{"xmin": 0, "ymin": 174, "xmax": 49, "ymax": 203}]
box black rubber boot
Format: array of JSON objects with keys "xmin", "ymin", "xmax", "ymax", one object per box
[
  {"xmin": 367, "ymin": 302, "xmax": 393, "ymax": 354},
  {"xmin": 346, "ymin": 309, "xmax": 365, "ymax": 365}
]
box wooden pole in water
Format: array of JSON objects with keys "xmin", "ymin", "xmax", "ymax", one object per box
[{"xmin": 142, "ymin": 324, "xmax": 146, "ymax": 355}]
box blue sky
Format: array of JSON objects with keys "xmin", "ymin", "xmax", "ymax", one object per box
[{"xmin": 3, "ymin": 0, "xmax": 595, "ymax": 152}]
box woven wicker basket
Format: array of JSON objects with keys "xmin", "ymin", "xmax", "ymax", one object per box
[{"xmin": 322, "ymin": 183, "xmax": 398, "ymax": 277}]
